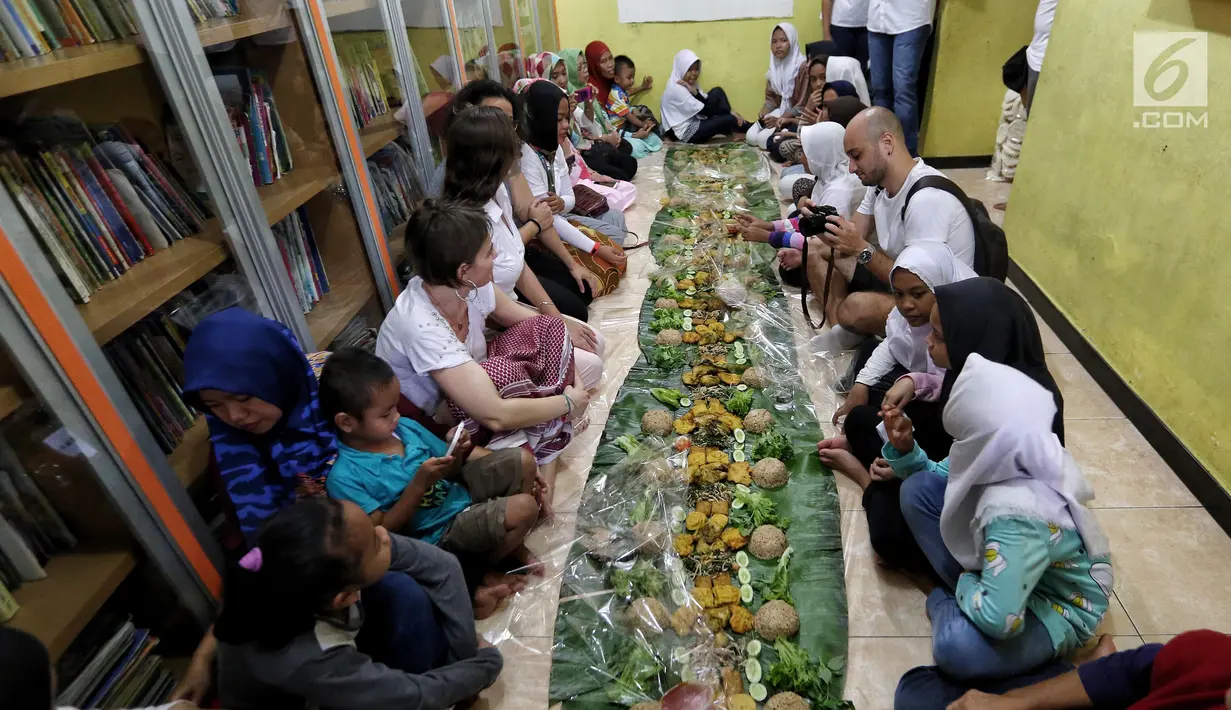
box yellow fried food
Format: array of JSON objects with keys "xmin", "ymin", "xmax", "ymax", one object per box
[
  {"xmin": 711, "ymin": 539, "xmax": 728, "ymax": 553},
  {"xmin": 707, "ymin": 449, "xmax": 731, "ymax": 465},
  {"xmin": 673, "ymin": 418, "xmax": 696, "ymax": 435},
  {"xmin": 691, "ymin": 587, "xmax": 716, "ymax": 609},
  {"xmin": 722, "ymin": 668, "xmax": 745, "ymax": 697},
  {"xmin": 719, "ymin": 413, "xmax": 744, "ymax": 431},
  {"xmin": 710, "ymin": 322, "xmax": 725, "ymax": 334},
  {"xmin": 695, "ymin": 575, "xmax": 713, "ymax": 588},
  {"xmin": 691, "ymin": 399, "xmax": 711, "ymax": 417},
  {"xmin": 704, "ymin": 606, "xmax": 732, "ymax": 631},
  {"xmin": 671, "ymin": 605, "xmax": 701, "ymax": 636},
  {"xmin": 701, "ymin": 516, "xmax": 724, "ymax": 543},
  {"xmin": 713, "ymin": 572, "xmax": 731, "ymax": 587},
  {"xmin": 723, "ymin": 333, "xmax": 738, "ymax": 343},
  {"xmin": 673, "ymin": 533, "xmax": 695, "ymax": 556},
  {"xmin": 711, "ymin": 500, "xmax": 730, "ymax": 516},
  {"xmin": 688, "ymin": 447, "xmax": 709, "ymax": 468},
  {"xmin": 685, "ymin": 511, "xmax": 707, "ymax": 532},
  {"xmin": 729, "ymin": 604, "xmax": 755, "ymax": 634},
  {"xmin": 677, "ymin": 279, "xmax": 696, "ymax": 290},
  {"xmin": 695, "ymin": 271, "xmax": 711, "ymax": 285},
  {"xmin": 718, "ymin": 372, "xmax": 742, "ymax": 385},
  {"xmin": 721, "ymin": 527, "xmax": 748, "ymax": 550},
  {"xmin": 698, "ymin": 464, "xmax": 727, "ymax": 485},
  {"xmin": 695, "ymin": 539, "xmax": 713, "ymax": 554},
  {"xmin": 696, "ymin": 500, "xmax": 712, "ymax": 516},
  {"xmin": 726, "ymin": 694, "xmax": 755, "ymax": 710},
  {"xmin": 727, "ymin": 462, "xmax": 752, "ymax": 485}
]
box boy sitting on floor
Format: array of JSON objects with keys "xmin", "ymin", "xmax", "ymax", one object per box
[{"xmin": 320, "ymin": 347, "xmax": 543, "ymax": 611}]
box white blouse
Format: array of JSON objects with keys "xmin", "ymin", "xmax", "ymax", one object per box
[
  {"xmin": 519, "ymin": 143, "xmax": 576, "ymax": 213},
  {"xmin": 486, "ymin": 184, "xmax": 525, "ymax": 299},
  {"xmin": 375, "ymin": 276, "xmax": 497, "ymax": 414}
]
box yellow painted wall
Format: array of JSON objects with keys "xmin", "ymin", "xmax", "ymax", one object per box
[
  {"xmin": 1007, "ymin": 0, "xmax": 1231, "ymax": 490},
  {"xmin": 918, "ymin": 0, "xmax": 1036, "ymax": 158},
  {"xmin": 555, "ymin": 0, "xmax": 822, "ymax": 118}
]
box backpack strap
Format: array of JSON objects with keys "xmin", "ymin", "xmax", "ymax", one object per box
[{"xmin": 900, "ymin": 175, "xmax": 970, "ymax": 222}]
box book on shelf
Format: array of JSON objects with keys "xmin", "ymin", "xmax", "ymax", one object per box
[
  {"xmin": 0, "ymin": 510, "xmax": 46, "ymax": 583},
  {"xmin": 0, "ymin": 0, "xmax": 139, "ymax": 62},
  {"xmin": 0, "ymin": 117, "xmax": 211, "ymax": 304},
  {"xmin": 338, "ymin": 39, "xmax": 391, "ymax": 128},
  {"xmin": 333, "ymin": 315, "xmax": 377, "ymax": 352},
  {"xmin": 367, "ymin": 139, "xmax": 420, "ymax": 233},
  {"xmin": 104, "ymin": 314, "xmax": 196, "ymax": 455},
  {"xmin": 55, "ymin": 614, "xmax": 172, "ymax": 709},
  {"xmin": 185, "ymin": 0, "xmax": 238, "ymax": 24},
  {"xmin": 0, "ymin": 466, "xmax": 78, "ymax": 549},
  {"xmin": 212, "ymin": 67, "xmax": 293, "ymax": 187},
  {"xmin": 272, "ymin": 205, "xmax": 329, "ymax": 315}
]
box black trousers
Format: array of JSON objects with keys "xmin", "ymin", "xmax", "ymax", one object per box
[
  {"xmin": 845, "ymin": 385, "xmax": 953, "ymax": 576},
  {"xmin": 668, "ymin": 87, "xmax": 753, "ymax": 144},
  {"xmin": 519, "ymin": 247, "xmax": 593, "ymax": 322},
  {"xmin": 581, "ymin": 141, "xmax": 638, "ymax": 181}
]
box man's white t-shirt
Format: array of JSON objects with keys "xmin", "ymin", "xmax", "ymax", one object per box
[
  {"xmin": 866, "ymin": 0, "xmax": 936, "ymax": 35},
  {"xmin": 486, "ymin": 184, "xmax": 524, "ymax": 299},
  {"xmin": 828, "ymin": 0, "xmax": 870, "ymax": 28},
  {"xmin": 1026, "ymin": 0, "xmax": 1059, "ymax": 72},
  {"xmin": 857, "ymin": 158, "xmax": 975, "ymax": 266},
  {"xmin": 375, "ymin": 276, "xmax": 497, "ymax": 414}
]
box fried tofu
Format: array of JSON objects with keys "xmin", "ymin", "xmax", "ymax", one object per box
[
  {"xmin": 718, "ymin": 372, "xmax": 742, "ymax": 385},
  {"xmin": 691, "ymin": 587, "xmax": 716, "ymax": 609},
  {"xmin": 726, "ymin": 694, "xmax": 755, "ymax": 710},
  {"xmin": 714, "ymin": 584, "xmax": 741, "ymax": 605},
  {"xmin": 700, "ymin": 374, "xmax": 721, "ymax": 385},
  {"xmin": 713, "ymin": 572, "xmax": 731, "ymax": 587},
  {"xmin": 729, "ymin": 604, "xmax": 755, "ymax": 634},
  {"xmin": 694, "ymin": 575, "xmax": 713, "ymax": 589},
  {"xmin": 721, "ymin": 668, "xmax": 744, "ymax": 697},
  {"xmin": 673, "ymin": 533, "xmax": 695, "ymax": 556},
  {"xmin": 685, "ymin": 511, "xmax": 707, "ymax": 532},
  {"xmin": 688, "ymin": 447, "xmax": 709, "ymax": 468},
  {"xmin": 726, "ymin": 462, "xmax": 752, "ymax": 485},
  {"xmin": 704, "ymin": 606, "xmax": 732, "ymax": 631},
  {"xmin": 696, "ymin": 500, "xmax": 713, "ymax": 516},
  {"xmin": 711, "ymin": 500, "xmax": 730, "ymax": 516},
  {"xmin": 698, "ymin": 464, "xmax": 727, "ymax": 485},
  {"xmin": 707, "ymin": 449, "xmax": 730, "ymax": 465},
  {"xmin": 673, "ymin": 418, "xmax": 696, "ymax": 435},
  {"xmin": 720, "ymin": 527, "xmax": 748, "ymax": 550}
]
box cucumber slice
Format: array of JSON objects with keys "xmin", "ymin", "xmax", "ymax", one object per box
[
  {"xmin": 734, "ymin": 429, "xmax": 746, "ymax": 443},
  {"xmin": 680, "ymin": 397, "xmax": 692, "ymax": 407},
  {"xmin": 681, "ymin": 663, "xmax": 696, "ymax": 682},
  {"xmin": 735, "ymin": 485, "xmax": 751, "ymax": 495},
  {"xmin": 735, "ymin": 357, "xmax": 748, "ymax": 365},
  {"xmin": 735, "ymin": 551, "xmax": 750, "ymax": 566},
  {"xmin": 737, "ymin": 384, "xmax": 748, "ymax": 391},
  {"xmin": 670, "ymin": 519, "xmax": 683, "ymax": 533},
  {"xmin": 730, "ymin": 498, "xmax": 744, "ymax": 510},
  {"xmin": 738, "ymin": 568, "xmax": 752, "ymax": 585},
  {"xmin": 734, "ymin": 442, "xmax": 745, "ymax": 452},
  {"xmin": 745, "ymin": 658, "xmax": 762, "ymax": 683},
  {"xmin": 740, "ymin": 584, "xmax": 754, "ymax": 603},
  {"xmin": 686, "ymin": 288, "xmax": 697, "ymax": 295},
  {"xmin": 745, "ymin": 640, "xmax": 761, "ymax": 657},
  {"xmin": 749, "ymin": 683, "xmax": 768, "ymax": 702},
  {"xmin": 682, "ymin": 310, "xmax": 693, "ymax": 317},
  {"xmin": 732, "ymin": 450, "xmax": 746, "ymax": 462},
  {"xmin": 671, "ymin": 507, "xmax": 687, "ymax": 522},
  {"xmin": 683, "ymin": 321, "xmax": 694, "ymax": 331},
  {"xmin": 671, "ymin": 589, "xmax": 689, "ymax": 607}
]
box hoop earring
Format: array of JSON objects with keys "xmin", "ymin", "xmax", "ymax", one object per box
[{"xmin": 456, "ymin": 279, "xmax": 480, "ymax": 304}]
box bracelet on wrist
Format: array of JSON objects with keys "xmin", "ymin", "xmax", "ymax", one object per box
[{"xmin": 562, "ymin": 393, "xmax": 573, "ymax": 416}]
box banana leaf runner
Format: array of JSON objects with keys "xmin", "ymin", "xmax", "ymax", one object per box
[{"xmin": 548, "ymin": 145, "xmax": 849, "ymax": 708}]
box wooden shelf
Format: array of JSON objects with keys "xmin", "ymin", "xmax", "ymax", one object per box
[
  {"xmin": 0, "ymin": 38, "xmax": 144, "ymax": 100},
  {"xmin": 260, "ymin": 170, "xmax": 340, "ymax": 226},
  {"xmin": 387, "ymin": 220, "xmax": 407, "ymax": 267},
  {"xmin": 0, "ymin": 385, "xmax": 21, "ymax": 421},
  {"xmin": 305, "ymin": 258, "xmax": 375, "ymax": 346},
  {"xmin": 361, "ymin": 112, "xmax": 402, "ymax": 157},
  {"xmin": 168, "ymin": 417, "xmax": 211, "ymax": 490},
  {"xmin": 9, "ymin": 549, "xmax": 136, "ymax": 662},
  {"xmin": 197, "ymin": 9, "xmax": 293, "ymax": 48},
  {"xmin": 77, "ymin": 230, "xmax": 229, "ymax": 346}
]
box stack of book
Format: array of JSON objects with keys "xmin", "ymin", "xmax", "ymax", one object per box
[
  {"xmin": 367, "ymin": 140, "xmax": 419, "ymax": 233},
  {"xmin": 0, "ymin": 118, "xmax": 212, "ymax": 304},
  {"xmin": 55, "ymin": 614, "xmax": 176, "ymax": 709},
  {"xmin": 333, "ymin": 315, "xmax": 377, "ymax": 352},
  {"xmin": 185, "ymin": 0, "xmax": 238, "ymax": 24},
  {"xmin": 338, "ymin": 39, "xmax": 390, "ymax": 128},
  {"xmin": 213, "ymin": 67, "xmax": 294, "ymax": 188},
  {"xmin": 272, "ymin": 206, "xmax": 330, "ymax": 315},
  {"xmin": 0, "ymin": 462, "xmax": 79, "ymax": 617},
  {"xmin": 103, "ymin": 314, "xmax": 195, "ymax": 455},
  {"xmin": 0, "ymin": 0, "xmax": 138, "ymax": 62}
]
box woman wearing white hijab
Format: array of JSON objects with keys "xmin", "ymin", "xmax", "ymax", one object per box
[
  {"xmin": 817, "ymin": 243, "xmax": 975, "ymax": 573},
  {"xmin": 746, "ymin": 23, "xmax": 809, "ymax": 149},
  {"xmin": 660, "ymin": 49, "xmax": 751, "ymax": 144},
  {"xmin": 429, "ymin": 55, "xmax": 458, "ymax": 90},
  {"xmin": 799, "ymin": 122, "xmax": 864, "ymax": 217},
  {"xmin": 883, "ymin": 355, "xmax": 1113, "ymax": 681},
  {"xmin": 825, "ymin": 55, "xmax": 872, "ymax": 105}
]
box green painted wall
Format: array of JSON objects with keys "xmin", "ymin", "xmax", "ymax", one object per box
[
  {"xmin": 1007, "ymin": 0, "xmax": 1231, "ymax": 491},
  {"xmin": 555, "ymin": 0, "xmax": 823, "ymax": 118},
  {"xmin": 918, "ymin": 0, "xmax": 1036, "ymax": 158}
]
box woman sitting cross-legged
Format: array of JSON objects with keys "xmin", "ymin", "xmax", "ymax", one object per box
[
  {"xmin": 659, "ymin": 49, "xmax": 752, "ymax": 144},
  {"xmin": 375, "ymin": 200, "xmax": 595, "ymax": 514},
  {"xmin": 559, "ymin": 47, "xmax": 638, "ymax": 181}
]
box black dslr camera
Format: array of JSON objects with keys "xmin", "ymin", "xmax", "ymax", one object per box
[{"xmin": 798, "ymin": 203, "xmax": 840, "ymax": 237}]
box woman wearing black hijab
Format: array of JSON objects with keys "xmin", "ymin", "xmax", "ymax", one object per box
[{"xmin": 853, "ymin": 278, "xmax": 1065, "ymax": 579}]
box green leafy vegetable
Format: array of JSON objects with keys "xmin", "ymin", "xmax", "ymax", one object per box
[
  {"xmin": 752, "ymin": 428, "xmax": 794, "ymax": 462},
  {"xmin": 766, "ymin": 639, "xmax": 852, "ymax": 707},
  {"xmin": 649, "ymin": 308, "xmax": 686, "ymax": 333},
  {"xmin": 606, "ymin": 636, "xmax": 665, "ymax": 705},
  {"xmin": 651, "ymin": 388, "xmax": 684, "ymax": 409},
  {"xmin": 757, "ymin": 547, "xmax": 794, "ymax": 605},
  {"xmin": 646, "ymin": 280, "xmax": 683, "ymax": 302},
  {"xmin": 726, "ymin": 389, "xmax": 754, "ymax": 417},
  {"xmin": 610, "ymin": 559, "xmax": 666, "ymax": 600},
  {"xmin": 648, "ymin": 345, "xmax": 689, "ymax": 372},
  {"xmin": 614, "ymin": 435, "xmax": 640, "ymax": 454},
  {"xmin": 729, "ymin": 488, "xmax": 789, "ymax": 534}
]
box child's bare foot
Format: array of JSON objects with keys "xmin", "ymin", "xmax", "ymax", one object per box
[
  {"xmin": 817, "ymin": 437, "xmax": 872, "ymax": 489},
  {"xmin": 512, "ymin": 545, "xmax": 545, "ymax": 576},
  {"xmin": 473, "ymin": 583, "xmax": 513, "ymax": 620},
  {"xmin": 483, "ymin": 570, "xmax": 528, "ymax": 593},
  {"xmin": 1074, "ymin": 635, "xmax": 1117, "ymax": 665}
]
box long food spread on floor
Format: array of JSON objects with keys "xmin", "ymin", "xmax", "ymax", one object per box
[{"xmin": 547, "ymin": 144, "xmax": 851, "ymax": 709}]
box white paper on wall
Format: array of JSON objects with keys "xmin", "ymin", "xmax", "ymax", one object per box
[{"xmin": 617, "ymin": 0, "xmax": 793, "ymax": 23}]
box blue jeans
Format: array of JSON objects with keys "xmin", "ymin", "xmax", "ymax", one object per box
[
  {"xmin": 900, "ymin": 473, "xmax": 1059, "ymax": 680},
  {"xmin": 829, "ymin": 25, "xmax": 870, "ymax": 73},
  {"xmin": 868, "ymin": 25, "xmax": 932, "ymax": 155},
  {"xmin": 894, "ymin": 658, "xmax": 1073, "ymax": 710},
  {"xmin": 356, "ymin": 571, "xmax": 448, "ymax": 673}
]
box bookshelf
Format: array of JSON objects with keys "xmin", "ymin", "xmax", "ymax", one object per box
[
  {"xmin": 361, "ymin": 111, "xmax": 403, "ymax": 157},
  {"xmin": 0, "ymin": 385, "xmax": 21, "ymax": 421},
  {"xmin": 168, "ymin": 417, "xmax": 212, "ymax": 490},
  {"xmin": 9, "ymin": 549, "xmax": 136, "ymax": 662}
]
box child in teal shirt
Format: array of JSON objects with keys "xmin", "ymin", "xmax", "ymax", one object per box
[
  {"xmin": 885, "ymin": 354, "xmax": 1113, "ymax": 681},
  {"xmin": 320, "ymin": 348, "xmax": 541, "ymax": 568}
]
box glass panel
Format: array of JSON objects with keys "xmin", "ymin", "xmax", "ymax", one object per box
[
  {"xmin": 536, "ymin": 0, "xmax": 557, "ymax": 53},
  {"xmin": 453, "ymin": 0, "xmax": 494, "ymax": 84},
  {"xmin": 513, "ymin": 0, "xmax": 538, "ymax": 57},
  {"xmin": 404, "ymin": 1, "xmax": 457, "ymax": 165}
]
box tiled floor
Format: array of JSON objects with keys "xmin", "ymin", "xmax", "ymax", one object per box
[{"xmin": 474, "ymin": 159, "xmax": 1231, "ymax": 710}]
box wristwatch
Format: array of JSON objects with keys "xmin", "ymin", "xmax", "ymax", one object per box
[{"xmin": 857, "ymin": 243, "xmax": 877, "ymax": 265}]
